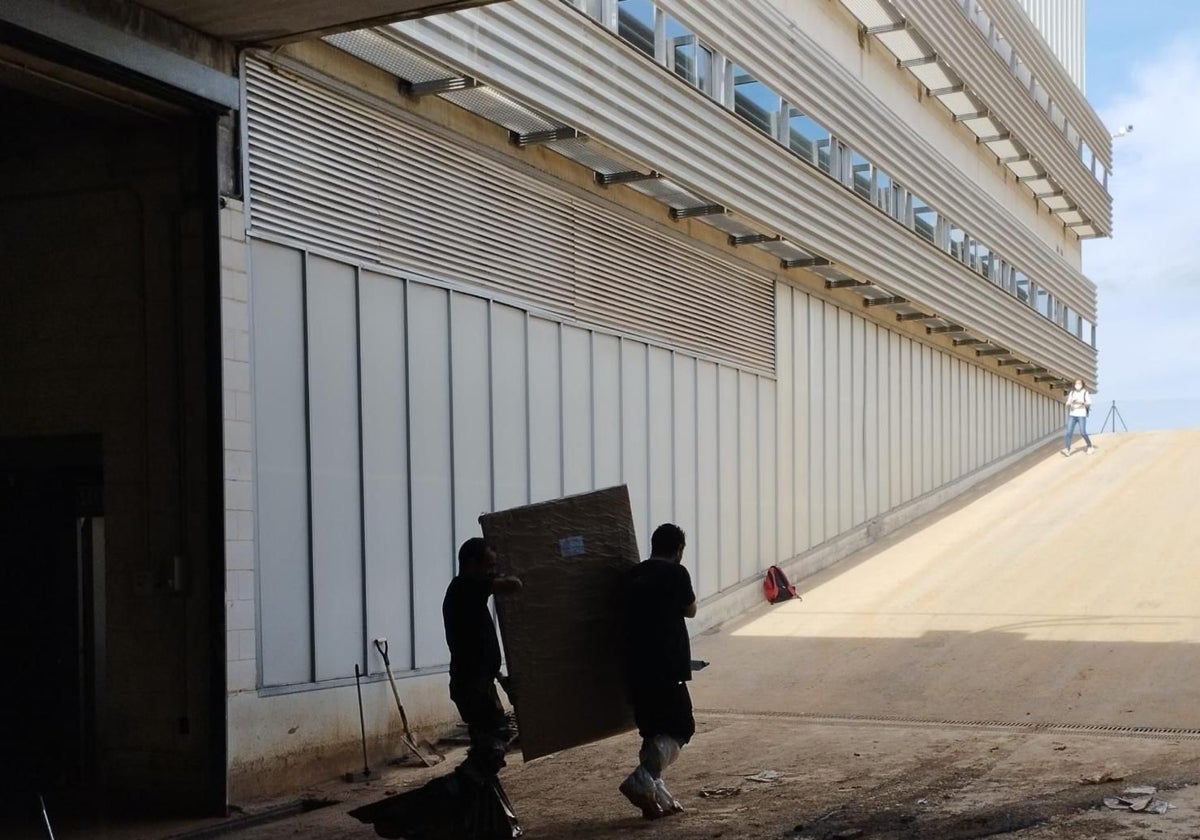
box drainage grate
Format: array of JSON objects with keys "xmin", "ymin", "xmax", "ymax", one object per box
[
  {"xmin": 695, "ymin": 708, "xmax": 1200, "ymax": 740},
  {"xmin": 162, "ymin": 798, "xmax": 338, "ymax": 839}
]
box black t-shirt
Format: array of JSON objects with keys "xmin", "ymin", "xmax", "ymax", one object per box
[
  {"xmin": 623, "ymin": 558, "xmax": 696, "ymax": 687},
  {"xmin": 442, "ymin": 575, "xmax": 500, "ymax": 688}
]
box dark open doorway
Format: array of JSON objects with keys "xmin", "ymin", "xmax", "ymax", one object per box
[
  {"xmin": 0, "ymin": 34, "xmax": 226, "ymax": 831},
  {"xmin": 0, "ymin": 438, "xmax": 103, "ymax": 802}
]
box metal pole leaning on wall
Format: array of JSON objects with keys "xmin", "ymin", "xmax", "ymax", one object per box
[{"xmin": 1100, "ymin": 400, "xmax": 1128, "ymax": 434}]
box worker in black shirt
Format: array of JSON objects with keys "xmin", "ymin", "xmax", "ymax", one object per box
[
  {"xmin": 443, "ymin": 536, "xmax": 522, "ymax": 781},
  {"xmin": 619, "ymin": 523, "xmax": 697, "ymax": 820},
  {"xmin": 350, "ymin": 537, "xmax": 523, "ymax": 838}
]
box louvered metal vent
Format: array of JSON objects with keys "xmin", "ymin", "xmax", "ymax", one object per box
[{"xmin": 245, "ymin": 58, "xmax": 775, "ymax": 372}]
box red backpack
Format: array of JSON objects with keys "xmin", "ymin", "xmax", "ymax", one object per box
[{"xmin": 763, "ymin": 565, "xmax": 799, "ymax": 604}]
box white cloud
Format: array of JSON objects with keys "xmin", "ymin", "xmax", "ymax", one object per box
[{"xmin": 1084, "ymin": 32, "xmax": 1200, "ymax": 405}]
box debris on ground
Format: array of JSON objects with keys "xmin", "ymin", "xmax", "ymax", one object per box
[
  {"xmin": 698, "ymin": 786, "xmax": 742, "ymax": 798},
  {"xmin": 1079, "ymin": 766, "xmax": 1128, "ymax": 784},
  {"xmin": 1102, "ymin": 785, "xmax": 1173, "ymax": 814},
  {"xmin": 744, "ymin": 770, "xmax": 783, "ymax": 783}
]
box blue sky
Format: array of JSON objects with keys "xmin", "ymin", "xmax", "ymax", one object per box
[{"xmin": 1082, "ymin": 1, "xmax": 1200, "ymax": 428}]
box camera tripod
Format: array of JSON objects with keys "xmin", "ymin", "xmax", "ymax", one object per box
[{"xmin": 1099, "ymin": 400, "xmax": 1128, "ymax": 434}]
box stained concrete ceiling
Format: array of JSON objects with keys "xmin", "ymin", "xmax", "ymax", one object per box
[{"xmin": 135, "ymin": 0, "xmax": 508, "ymax": 44}]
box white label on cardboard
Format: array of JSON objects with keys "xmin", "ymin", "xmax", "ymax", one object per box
[{"xmin": 559, "ymin": 535, "xmax": 585, "ymax": 557}]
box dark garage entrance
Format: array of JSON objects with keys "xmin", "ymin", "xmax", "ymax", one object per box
[{"xmin": 0, "ymin": 36, "xmax": 225, "ymax": 832}]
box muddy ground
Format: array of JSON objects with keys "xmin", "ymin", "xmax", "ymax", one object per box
[{"xmin": 208, "ymin": 712, "xmax": 1200, "ymax": 840}]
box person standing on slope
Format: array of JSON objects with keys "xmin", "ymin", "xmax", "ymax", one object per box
[{"xmin": 1064, "ymin": 379, "xmax": 1095, "ymax": 456}]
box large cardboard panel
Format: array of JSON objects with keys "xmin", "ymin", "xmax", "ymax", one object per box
[{"xmin": 479, "ymin": 485, "xmax": 639, "ymax": 761}]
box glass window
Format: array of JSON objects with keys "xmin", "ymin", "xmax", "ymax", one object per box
[
  {"xmin": 996, "ymin": 259, "xmax": 1011, "ymax": 290},
  {"xmin": 1035, "ymin": 287, "xmax": 1050, "ymax": 317},
  {"xmin": 733, "ymin": 70, "xmax": 781, "ymax": 137},
  {"xmin": 1031, "ymin": 79, "xmax": 1049, "ymax": 109},
  {"xmin": 993, "ymin": 32, "xmax": 1012, "ymax": 65},
  {"xmin": 788, "ymin": 111, "xmax": 830, "ymax": 170},
  {"xmin": 1014, "ymin": 59, "xmax": 1032, "ymax": 89},
  {"xmin": 1066, "ymin": 308, "xmax": 1080, "ymax": 335},
  {"xmin": 949, "ymin": 224, "xmax": 966, "ymax": 263},
  {"xmin": 976, "ymin": 242, "xmax": 992, "ymax": 278},
  {"xmin": 897, "ymin": 187, "xmax": 914, "ymax": 227},
  {"xmin": 667, "ymin": 19, "xmax": 712, "ymax": 93},
  {"xmin": 914, "ymin": 201, "xmax": 937, "ymax": 244},
  {"xmin": 1014, "ymin": 271, "xmax": 1030, "ymax": 303},
  {"xmin": 873, "ymin": 167, "xmax": 893, "ymax": 215},
  {"xmin": 617, "ymin": 0, "xmax": 656, "ymax": 58},
  {"xmin": 851, "ymin": 152, "xmax": 871, "ymax": 201}
]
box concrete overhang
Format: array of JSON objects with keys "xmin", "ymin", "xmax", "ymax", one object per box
[
  {"xmin": 0, "ymin": 0, "xmax": 510, "ymax": 111},
  {"xmin": 135, "ymin": 0, "xmax": 512, "ymax": 44}
]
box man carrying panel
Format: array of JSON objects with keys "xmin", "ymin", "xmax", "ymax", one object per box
[{"xmin": 619, "ymin": 523, "xmax": 697, "ymax": 820}]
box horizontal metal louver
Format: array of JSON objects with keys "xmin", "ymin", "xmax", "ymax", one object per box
[{"xmin": 245, "ymin": 58, "xmax": 775, "ymax": 372}]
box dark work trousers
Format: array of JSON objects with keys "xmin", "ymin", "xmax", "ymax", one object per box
[
  {"xmin": 630, "ymin": 680, "xmax": 695, "ymax": 746},
  {"xmin": 451, "ymin": 679, "xmax": 510, "ymax": 781}
]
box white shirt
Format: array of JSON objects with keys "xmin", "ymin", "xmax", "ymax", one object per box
[{"xmin": 1066, "ymin": 387, "xmax": 1091, "ymax": 418}]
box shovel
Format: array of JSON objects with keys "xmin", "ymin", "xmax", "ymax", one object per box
[{"xmin": 373, "ymin": 638, "xmax": 444, "ymax": 767}]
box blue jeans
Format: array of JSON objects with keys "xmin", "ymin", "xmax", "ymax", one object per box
[{"xmin": 1065, "ymin": 415, "xmax": 1092, "ymax": 450}]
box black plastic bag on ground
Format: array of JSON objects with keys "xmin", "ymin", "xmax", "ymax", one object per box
[{"xmin": 348, "ymin": 768, "xmax": 522, "ymax": 840}]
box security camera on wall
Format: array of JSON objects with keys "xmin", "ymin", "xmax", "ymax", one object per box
[{"xmin": 1111, "ymin": 124, "xmax": 1133, "ymax": 138}]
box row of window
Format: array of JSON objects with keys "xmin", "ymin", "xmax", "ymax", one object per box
[
  {"xmin": 564, "ymin": 0, "xmax": 1096, "ymax": 349},
  {"xmin": 959, "ymin": 1, "xmax": 1109, "ymax": 189}
]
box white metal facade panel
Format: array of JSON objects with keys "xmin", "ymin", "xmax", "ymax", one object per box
[
  {"xmin": 252, "ymin": 242, "xmax": 312, "ymax": 687},
  {"xmin": 450, "ymin": 294, "xmax": 493, "ymax": 546},
  {"xmin": 621, "ymin": 340, "xmax": 650, "ymax": 555},
  {"xmin": 717, "ymin": 365, "xmax": 740, "ymax": 590},
  {"xmin": 490, "ymin": 304, "xmax": 530, "ymax": 510},
  {"xmin": 306, "ymin": 256, "xmax": 365, "ymax": 682},
  {"xmin": 648, "ymin": 347, "xmax": 674, "ymax": 539},
  {"xmin": 359, "ymin": 270, "xmax": 413, "ymax": 672},
  {"xmin": 982, "ymin": 0, "xmax": 1102, "ymax": 159},
  {"xmin": 738, "ymin": 372, "xmax": 759, "ymax": 581},
  {"xmin": 591, "ymin": 334, "xmax": 622, "ymax": 491},
  {"xmin": 241, "ymin": 56, "xmax": 1075, "ymax": 692},
  {"xmin": 695, "ymin": 361, "xmax": 720, "ymax": 599},
  {"xmin": 396, "ymin": 0, "xmax": 1100, "ymax": 338},
  {"xmin": 672, "ymin": 354, "xmax": 699, "ymax": 587},
  {"xmin": 808, "ymin": 301, "xmax": 826, "ymax": 548},
  {"xmin": 562, "ymin": 326, "xmax": 594, "ymax": 496},
  {"xmin": 528, "ymin": 318, "xmax": 563, "ymax": 503},
  {"xmin": 773, "ymin": 283, "xmax": 1062, "ymax": 558},
  {"xmin": 245, "ymin": 57, "xmax": 775, "ymax": 373},
  {"xmin": 407, "ymin": 283, "xmax": 455, "ymax": 669},
  {"xmin": 250, "ymin": 240, "xmax": 782, "ymax": 685},
  {"xmin": 891, "ymin": 0, "xmax": 1109, "ymax": 229}
]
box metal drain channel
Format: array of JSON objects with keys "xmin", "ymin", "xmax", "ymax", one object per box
[{"xmin": 695, "ymin": 708, "xmax": 1200, "ymax": 741}]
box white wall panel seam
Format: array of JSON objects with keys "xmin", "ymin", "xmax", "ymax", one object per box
[
  {"xmin": 367, "ymin": 15, "xmax": 1097, "ymax": 377},
  {"xmin": 301, "ymin": 252, "xmax": 317, "ymax": 683},
  {"xmin": 354, "ymin": 266, "xmax": 369, "ymax": 668}
]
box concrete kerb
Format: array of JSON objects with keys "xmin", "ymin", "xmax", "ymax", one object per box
[{"xmin": 690, "ymin": 432, "xmax": 1062, "ymax": 637}]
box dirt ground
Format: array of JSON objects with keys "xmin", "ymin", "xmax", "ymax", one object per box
[
  {"xmin": 204, "ymin": 717, "xmax": 1200, "ymax": 840},
  {"xmin": 220, "ymin": 431, "xmax": 1200, "ymax": 840},
  {"xmin": 52, "ymin": 431, "xmax": 1200, "ymax": 839}
]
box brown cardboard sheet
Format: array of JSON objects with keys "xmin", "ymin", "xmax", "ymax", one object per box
[{"xmin": 479, "ymin": 485, "xmax": 640, "ymax": 761}]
